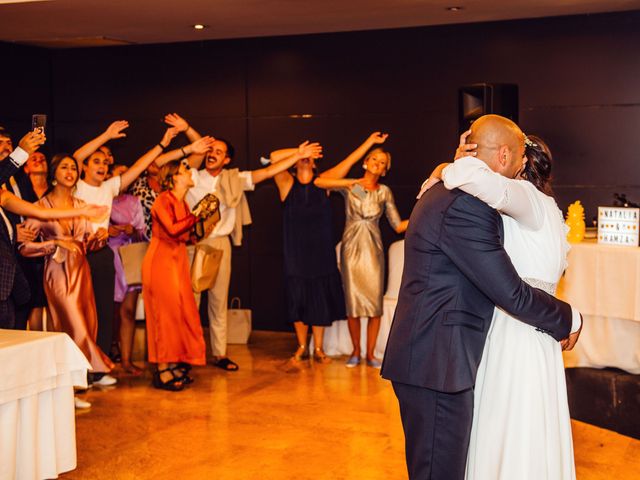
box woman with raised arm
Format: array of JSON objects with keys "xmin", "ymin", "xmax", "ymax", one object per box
[
  {"xmin": 315, "ymin": 133, "xmax": 408, "ymax": 368},
  {"xmin": 132, "ymin": 113, "xmax": 214, "ymax": 240},
  {"xmin": 141, "ymin": 159, "xmax": 209, "ymax": 391},
  {"xmin": 73, "ymin": 123, "xmax": 209, "ymax": 382},
  {"xmin": 18, "ymin": 154, "xmax": 113, "ymax": 408},
  {"xmin": 423, "ymin": 131, "xmax": 578, "ymax": 480},
  {"xmin": 269, "ymin": 141, "xmax": 344, "ymax": 364}
]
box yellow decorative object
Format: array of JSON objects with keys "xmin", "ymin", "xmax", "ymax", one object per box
[{"xmin": 566, "ymin": 201, "xmax": 586, "ymax": 243}]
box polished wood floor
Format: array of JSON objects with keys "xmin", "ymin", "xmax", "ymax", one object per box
[{"xmin": 69, "ymin": 331, "xmax": 640, "ymax": 479}]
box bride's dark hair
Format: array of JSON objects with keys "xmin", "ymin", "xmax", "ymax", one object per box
[{"xmin": 522, "ymin": 135, "xmax": 553, "ymax": 196}]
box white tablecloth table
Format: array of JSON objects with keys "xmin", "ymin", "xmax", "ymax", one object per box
[
  {"xmin": 0, "ymin": 330, "xmax": 90, "ymax": 480},
  {"xmin": 558, "ymin": 241, "xmax": 640, "ymax": 373},
  {"xmin": 318, "ymin": 240, "xmax": 404, "ymax": 358}
]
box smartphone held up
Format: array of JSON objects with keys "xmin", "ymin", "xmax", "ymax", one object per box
[{"xmin": 31, "ymin": 114, "xmax": 46, "ymax": 134}]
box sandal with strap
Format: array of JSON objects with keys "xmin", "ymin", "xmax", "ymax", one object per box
[
  {"xmin": 213, "ymin": 358, "xmax": 239, "ymax": 371},
  {"xmin": 152, "ymin": 368, "xmax": 184, "ymax": 391},
  {"xmin": 292, "ymin": 345, "xmax": 309, "ymax": 362},
  {"xmin": 176, "ymin": 362, "xmax": 192, "ymax": 373},
  {"xmin": 313, "ymin": 348, "xmax": 331, "ymax": 364},
  {"xmin": 171, "ymin": 366, "xmax": 194, "ymax": 385}
]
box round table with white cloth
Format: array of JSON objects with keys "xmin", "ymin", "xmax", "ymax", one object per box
[
  {"xmin": 558, "ymin": 240, "xmax": 640, "ymax": 374},
  {"xmin": 0, "ymin": 329, "xmax": 90, "ymax": 480}
]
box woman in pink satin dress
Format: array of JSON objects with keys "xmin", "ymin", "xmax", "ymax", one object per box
[{"xmin": 20, "ymin": 154, "xmax": 114, "ymax": 374}]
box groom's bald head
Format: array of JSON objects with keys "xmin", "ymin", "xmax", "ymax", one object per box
[{"xmin": 468, "ymin": 115, "xmax": 526, "ymax": 178}]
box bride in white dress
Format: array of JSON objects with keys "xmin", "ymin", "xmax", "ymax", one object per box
[{"xmin": 430, "ymin": 135, "xmax": 576, "ymax": 479}]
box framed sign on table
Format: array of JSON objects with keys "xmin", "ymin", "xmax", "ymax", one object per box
[{"xmin": 597, "ymin": 207, "xmax": 639, "ymax": 246}]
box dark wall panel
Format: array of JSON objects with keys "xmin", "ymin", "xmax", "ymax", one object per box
[
  {"xmin": 0, "ymin": 42, "xmax": 52, "ymax": 144},
  {"xmin": 1, "ymin": 10, "xmax": 639, "ymax": 331}
]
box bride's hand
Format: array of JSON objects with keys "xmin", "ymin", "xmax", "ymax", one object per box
[
  {"xmin": 417, "ymin": 162, "xmax": 449, "ymax": 199},
  {"xmin": 560, "ymin": 316, "xmax": 583, "ymax": 351},
  {"xmin": 454, "ymin": 129, "xmax": 477, "ymax": 160}
]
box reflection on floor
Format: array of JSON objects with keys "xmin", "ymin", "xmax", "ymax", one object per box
[{"xmin": 69, "ymin": 331, "xmax": 640, "ymax": 479}]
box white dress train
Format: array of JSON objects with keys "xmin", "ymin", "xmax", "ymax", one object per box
[{"xmin": 441, "ymin": 157, "xmax": 576, "ymax": 480}]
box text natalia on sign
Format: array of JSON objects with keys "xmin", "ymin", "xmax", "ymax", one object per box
[{"xmin": 598, "ymin": 207, "xmax": 639, "ymax": 246}]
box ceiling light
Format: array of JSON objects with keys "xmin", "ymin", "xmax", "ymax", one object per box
[
  {"xmin": 446, "ymin": 6, "xmax": 464, "ymax": 11},
  {"xmin": 193, "ymin": 24, "xmax": 207, "ymax": 30}
]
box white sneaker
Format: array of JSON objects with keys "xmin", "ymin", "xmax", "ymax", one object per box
[
  {"xmin": 93, "ymin": 374, "xmax": 117, "ymax": 387},
  {"xmin": 74, "ymin": 397, "xmax": 91, "ymax": 409}
]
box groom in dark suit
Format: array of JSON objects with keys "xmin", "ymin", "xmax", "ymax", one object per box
[{"xmin": 381, "ymin": 115, "xmax": 582, "ymax": 480}]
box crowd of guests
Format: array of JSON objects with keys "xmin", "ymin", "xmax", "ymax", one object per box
[{"xmin": 0, "ymin": 114, "xmax": 408, "ymax": 403}]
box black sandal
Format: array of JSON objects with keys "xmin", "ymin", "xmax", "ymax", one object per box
[
  {"xmin": 176, "ymin": 362, "xmax": 192, "ymax": 373},
  {"xmin": 171, "ymin": 366, "xmax": 194, "ymax": 385},
  {"xmin": 152, "ymin": 368, "xmax": 184, "ymax": 391},
  {"xmin": 213, "ymin": 358, "xmax": 239, "ymax": 371}
]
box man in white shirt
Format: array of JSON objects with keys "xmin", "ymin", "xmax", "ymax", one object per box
[{"xmin": 186, "ymin": 139, "xmax": 320, "ymax": 371}]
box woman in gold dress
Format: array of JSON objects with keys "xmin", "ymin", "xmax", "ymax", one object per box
[
  {"xmin": 316, "ymin": 133, "xmax": 408, "ymax": 368},
  {"xmin": 20, "ymin": 154, "xmax": 114, "ymax": 374}
]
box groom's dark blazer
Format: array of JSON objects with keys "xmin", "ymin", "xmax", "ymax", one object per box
[{"xmin": 381, "ymin": 182, "xmax": 573, "ymax": 393}]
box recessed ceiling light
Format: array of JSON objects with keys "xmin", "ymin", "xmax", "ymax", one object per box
[
  {"xmin": 193, "ymin": 24, "xmax": 208, "ymax": 30},
  {"xmin": 446, "ymin": 6, "xmax": 464, "ymax": 11}
]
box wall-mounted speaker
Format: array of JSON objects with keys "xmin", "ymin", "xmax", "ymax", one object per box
[{"xmin": 458, "ymin": 83, "xmax": 519, "ymax": 133}]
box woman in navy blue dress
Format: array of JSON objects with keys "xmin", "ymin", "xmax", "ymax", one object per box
[{"xmin": 270, "ymin": 141, "xmax": 348, "ymax": 364}]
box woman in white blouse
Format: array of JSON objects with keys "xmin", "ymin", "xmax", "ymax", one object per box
[{"xmin": 423, "ymin": 133, "xmax": 577, "ymax": 480}]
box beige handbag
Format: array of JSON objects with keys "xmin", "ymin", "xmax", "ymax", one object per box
[
  {"xmin": 190, "ymin": 243, "xmax": 223, "ymax": 293},
  {"xmin": 118, "ymin": 242, "xmax": 149, "ymax": 285}
]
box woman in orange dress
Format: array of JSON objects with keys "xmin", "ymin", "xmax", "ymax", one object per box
[
  {"xmin": 142, "ymin": 159, "xmax": 207, "ymax": 391},
  {"xmin": 19, "ymin": 154, "xmax": 114, "ymax": 374}
]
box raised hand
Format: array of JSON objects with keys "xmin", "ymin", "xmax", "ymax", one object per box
[
  {"xmin": 454, "ymin": 129, "xmax": 477, "ymax": 160},
  {"xmin": 164, "ymin": 113, "xmax": 190, "ymax": 132},
  {"xmin": 297, "ymin": 141, "xmax": 323, "ymax": 160},
  {"xmin": 105, "ymin": 120, "xmax": 129, "ymax": 140},
  {"xmin": 160, "ymin": 127, "xmax": 180, "ymax": 148},
  {"xmin": 18, "ymin": 131, "xmax": 46, "ymax": 154},
  {"xmin": 189, "ymin": 136, "xmax": 216, "ymax": 155},
  {"xmin": 368, "ymin": 132, "xmax": 389, "ymax": 145}
]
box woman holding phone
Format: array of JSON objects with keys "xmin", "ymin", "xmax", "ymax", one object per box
[{"xmin": 315, "ymin": 133, "xmax": 408, "ymax": 368}]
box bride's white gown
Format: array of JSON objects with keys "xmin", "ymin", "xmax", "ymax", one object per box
[{"xmin": 442, "ymin": 157, "xmax": 576, "ymax": 480}]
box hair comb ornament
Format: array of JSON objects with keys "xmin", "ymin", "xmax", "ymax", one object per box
[{"xmin": 524, "ymin": 136, "xmax": 538, "ymax": 148}]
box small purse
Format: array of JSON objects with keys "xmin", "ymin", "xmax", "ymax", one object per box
[
  {"xmin": 192, "ymin": 193, "xmax": 221, "ymax": 241},
  {"xmin": 190, "ymin": 243, "xmax": 223, "ymax": 293}
]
